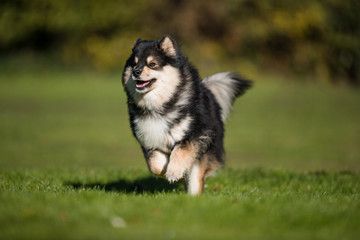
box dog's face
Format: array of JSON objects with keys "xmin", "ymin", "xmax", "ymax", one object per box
[{"xmin": 123, "ymin": 36, "xmax": 182, "ymax": 110}]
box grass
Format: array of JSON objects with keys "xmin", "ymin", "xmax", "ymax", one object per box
[
  {"xmin": 1, "ymin": 67, "xmax": 360, "ymax": 239},
  {"xmin": 1, "ymin": 168, "xmax": 359, "ymax": 239}
]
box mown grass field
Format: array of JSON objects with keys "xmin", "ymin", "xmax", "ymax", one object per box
[{"xmin": 1, "ymin": 68, "xmax": 360, "ymax": 239}]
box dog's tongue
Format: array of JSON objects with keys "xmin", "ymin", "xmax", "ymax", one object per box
[{"xmin": 136, "ymin": 81, "xmax": 150, "ymax": 88}]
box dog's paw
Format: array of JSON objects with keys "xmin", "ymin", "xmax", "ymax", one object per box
[
  {"xmin": 165, "ymin": 165, "xmax": 185, "ymax": 183},
  {"xmin": 148, "ymin": 151, "xmax": 168, "ymax": 176}
]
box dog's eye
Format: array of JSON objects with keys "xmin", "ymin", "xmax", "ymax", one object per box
[{"xmin": 148, "ymin": 62, "xmax": 157, "ymax": 68}]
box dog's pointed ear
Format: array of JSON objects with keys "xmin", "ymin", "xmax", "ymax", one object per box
[
  {"xmin": 158, "ymin": 35, "xmax": 177, "ymax": 57},
  {"xmin": 132, "ymin": 38, "xmax": 142, "ymax": 50}
]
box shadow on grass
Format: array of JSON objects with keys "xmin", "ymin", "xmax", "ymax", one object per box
[{"xmin": 67, "ymin": 176, "xmax": 184, "ymax": 194}]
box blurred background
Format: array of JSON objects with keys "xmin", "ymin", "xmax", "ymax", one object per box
[
  {"xmin": 1, "ymin": 0, "xmax": 359, "ymax": 83},
  {"xmin": 0, "ymin": 0, "xmax": 359, "ymax": 171}
]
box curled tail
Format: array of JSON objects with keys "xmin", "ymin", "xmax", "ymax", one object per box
[{"xmin": 202, "ymin": 72, "xmax": 252, "ymax": 122}]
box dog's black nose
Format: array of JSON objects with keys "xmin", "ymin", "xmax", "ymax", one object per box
[{"xmin": 132, "ymin": 68, "xmax": 142, "ymax": 78}]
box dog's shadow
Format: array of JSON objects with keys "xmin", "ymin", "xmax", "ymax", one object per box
[{"xmin": 67, "ymin": 176, "xmax": 184, "ymax": 194}]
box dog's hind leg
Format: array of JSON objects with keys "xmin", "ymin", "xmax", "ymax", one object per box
[
  {"xmin": 187, "ymin": 159, "xmax": 207, "ymax": 195},
  {"xmin": 188, "ymin": 153, "xmax": 223, "ymax": 195}
]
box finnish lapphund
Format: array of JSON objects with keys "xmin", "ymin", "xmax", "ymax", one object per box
[{"xmin": 122, "ymin": 35, "xmax": 252, "ymax": 195}]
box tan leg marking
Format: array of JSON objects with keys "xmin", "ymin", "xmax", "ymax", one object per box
[
  {"xmin": 188, "ymin": 156, "xmax": 208, "ymax": 195},
  {"xmin": 147, "ymin": 150, "xmax": 168, "ymax": 176},
  {"xmin": 188, "ymin": 153, "xmax": 223, "ymax": 195},
  {"xmin": 165, "ymin": 142, "xmax": 198, "ymax": 183}
]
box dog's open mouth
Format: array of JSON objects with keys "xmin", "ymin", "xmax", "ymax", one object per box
[{"xmin": 135, "ymin": 78, "xmax": 156, "ymax": 91}]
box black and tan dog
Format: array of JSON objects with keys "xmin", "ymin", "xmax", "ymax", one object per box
[{"xmin": 122, "ymin": 35, "xmax": 252, "ymax": 195}]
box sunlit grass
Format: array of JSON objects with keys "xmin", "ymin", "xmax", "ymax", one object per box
[
  {"xmin": 1, "ymin": 168, "xmax": 359, "ymax": 239},
  {"xmin": 1, "ymin": 70, "xmax": 359, "ymax": 170},
  {"xmin": 0, "ymin": 69, "xmax": 360, "ymax": 239}
]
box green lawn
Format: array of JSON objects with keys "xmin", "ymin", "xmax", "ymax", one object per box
[
  {"xmin": 0, "ymin": 69, "xmax": 360, "ymax": 239},
  {"xmin": 1, "ymin": 168, "xmax": 359, "ymax": 239}
]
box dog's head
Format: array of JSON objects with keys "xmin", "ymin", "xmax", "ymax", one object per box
[{"xmin": 123, "ymin": 35, "xmax": 183, "ymax": 110}]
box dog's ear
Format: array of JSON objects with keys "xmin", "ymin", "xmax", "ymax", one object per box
[
  {"xmin": 158, "ymin": 35, "xmax": 177, "ymax": 57},
  {"xmin": 132, "ymin": 38, "xmax": 142, "ymax": 50}
]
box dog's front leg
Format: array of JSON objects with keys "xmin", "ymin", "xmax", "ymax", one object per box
[
  {"xmin": 165, "ymin": 141, "xmax": 198, "ymax": 183},
  {"xmin": 145, "ymin": 150, "xmax": 169, "ymax": 176}
]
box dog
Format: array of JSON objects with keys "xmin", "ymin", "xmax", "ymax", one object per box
[{"xmin": 122, "ymin": 35, "xmax": 252, "ymax": 195}]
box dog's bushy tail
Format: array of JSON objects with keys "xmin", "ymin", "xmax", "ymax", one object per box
[{"xmin": 202, "ymin": 72, "xmax": 252, "ymax": 122}]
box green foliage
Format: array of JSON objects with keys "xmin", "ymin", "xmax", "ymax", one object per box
[{"xmin": 0, "ymin": 0, "xmax": 359, "ymax": 83}]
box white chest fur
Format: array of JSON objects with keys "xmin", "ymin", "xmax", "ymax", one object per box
[{"xmin": 134, "ymin": 112, "xmax": 192, "ymax": 153}]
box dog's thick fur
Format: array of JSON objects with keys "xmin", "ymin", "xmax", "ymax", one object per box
[{"xmin": 122, "ymin": 35, "xmax": 252, "ymax": 195}]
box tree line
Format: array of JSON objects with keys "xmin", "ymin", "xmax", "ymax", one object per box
[{"xmin": 0, "ymin": 0, "xmax": 359, "ymax": 84}]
